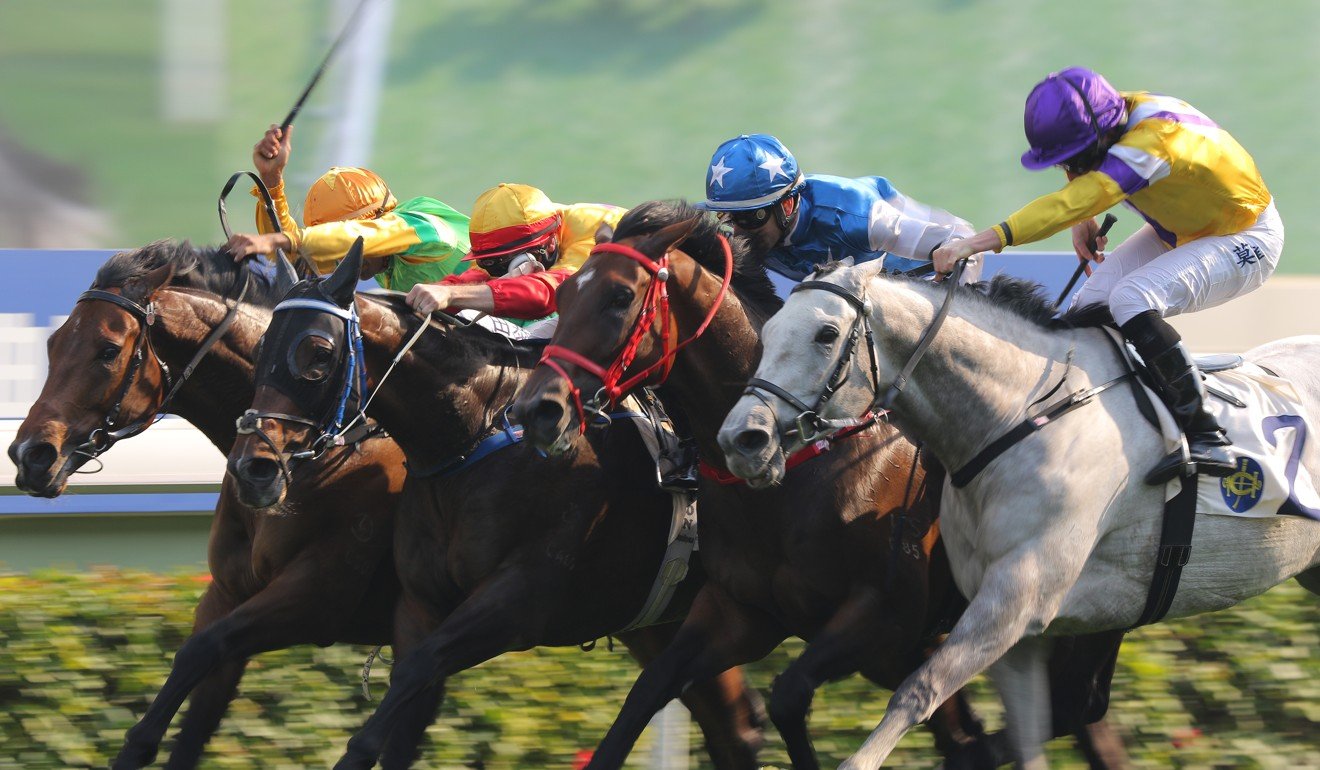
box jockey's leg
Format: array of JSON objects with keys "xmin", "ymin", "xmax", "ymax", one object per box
[
  {"xmin": 1109, "ymin": 202, "xmax": 1282, "ymax": 483},
  {"xmin": 1070, "ymin": 224, "xmax": 1164, "ymax": 311},
  {"xmin": 1122, "ymin": 311, "xmax": 1235, "ymax": 482},
  {"xmin": 987, "ymin": 636, "xmax": 1053, "ymax": 770}
]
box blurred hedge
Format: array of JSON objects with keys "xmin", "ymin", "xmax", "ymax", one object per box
[{"xmin": 0, "ymin": 570, "xmax": 1316, "ymax": 769}]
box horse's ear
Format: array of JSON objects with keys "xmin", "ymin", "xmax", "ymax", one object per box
[
  {"xmin": 321, "ymin": 237, "xmax": 362, "ymax": 308},
  {"xmin": 273, "ymin": 250, "xmax": 299, "ymax": 296},
  {"xmin": 636, "ymin": 216, "xmax": 701, "ymax": 257},
  {"xmin": 135, "ymin": 261, "xmax": 176, "ymax": 298}
]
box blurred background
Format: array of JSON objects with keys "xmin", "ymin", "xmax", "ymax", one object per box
[{"xmin": 0, "ymin": 0, "xmax": 1317, "ymax": 767}]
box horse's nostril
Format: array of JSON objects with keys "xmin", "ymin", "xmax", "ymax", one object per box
[
  {"xmin": 241, "ymin": 457, "xmax": 280, "ymax": 485},
  {"xmin": 734, "ymin": 429, "xmax": 769, "ymax": 454},
  {"xmin": 20, "ymin": 442, "xmax": 58, "ymax": 475},
  {"xmin": 531, "ymin": 399, "xmax": 564, "ymax": 428}
]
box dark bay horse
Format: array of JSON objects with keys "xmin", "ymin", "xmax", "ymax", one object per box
[
  {"xmin": 227, "ymin": 241, "xmax": 765, "ymax": 769},
  {"xmin": 10, "ymin": 241, "xmax": 759, "ymax": 769},
  {"xmin": 8, "ymin": 242, "xmax": 407, "ymax": 769},
  {"xmin": 511, "ymin": 200, "xmax": 1129, "ymax": 769}
]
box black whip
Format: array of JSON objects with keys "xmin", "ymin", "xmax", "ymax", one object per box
[
  {"xmin": 280, "ymin": 0, "xmax": 378, "ymax": 130},
  {"xmin": 1054, "ymin": 213, "xmax": 1118, "ymax": 309}
]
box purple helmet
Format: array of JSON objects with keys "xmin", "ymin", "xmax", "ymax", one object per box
[{"xmin": 1020, "ymin": 67, "xmax": 1126, "ymax": 171}]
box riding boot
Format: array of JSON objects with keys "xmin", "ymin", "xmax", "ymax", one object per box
[{"xmin": 1121, "ymin": 310, "xmax": 1236, "ymax": 484}]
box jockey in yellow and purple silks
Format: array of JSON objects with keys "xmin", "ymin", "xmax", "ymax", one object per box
[
  {"xmin": 933, "ymin": 67, "xmax": 1284, "ymax": 485},
  {"xmin": 226, "ymin": 125, "xmax": 470, "ymax": 291}
]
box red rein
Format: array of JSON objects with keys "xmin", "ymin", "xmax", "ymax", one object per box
[{"xmin": 539, "ymin": 237, "xmax": 734, "ymax": 432}]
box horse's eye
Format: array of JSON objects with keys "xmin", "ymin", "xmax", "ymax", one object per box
[
  {"xmin": 815, "ymin": 326, "xmax": 840, "ymax": 345},
  {"xmin": 97, "ymin": 344, "xmax": 121, "ymax": 362},
  {"xmin": 292, "ymin": 336, "xmax": 334, "ymax": 381},
  {"xmin": 609, "ymin": 287, "xmax": 635, "ymax": 310}
]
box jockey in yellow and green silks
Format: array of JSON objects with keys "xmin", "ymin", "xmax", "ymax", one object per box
[{"xmin": 226, "ymin": 125, "xmax": 470, "ymax": 292}]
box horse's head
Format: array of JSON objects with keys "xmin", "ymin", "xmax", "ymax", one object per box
[
  {"xmin": 228, "ymin": 239, "xmax": 363, "ymax": 509},
  {"xmin": 514, "ymin": 201, "xmax": 706, "ymax": 454},
  {"xmin": 9, "ymin": 257, "xmax": 179, "ymax": 497},
  {"xmin": 718, "ymin": 261, "xmax": 887, "ymax": 488}
]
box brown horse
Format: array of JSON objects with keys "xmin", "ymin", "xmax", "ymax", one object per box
[
  {"xmin": 512, "ymin": 200, "xmax": 1130, "ymax": 769},
  {"xmin": 7, "ymin": 242, "xmax": 758, "ymax": 770},
  {"xmin": 227, "ymin": 241, "xmax": 765, "ymax": 770}
]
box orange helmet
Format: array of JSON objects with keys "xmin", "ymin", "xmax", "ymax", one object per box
[
  {"xmin": 303, "ymin": 167, "xmax": 398, "ymax": 226},
  {"xmin": 464, "ymin": 183, "xmax": 562, "ymax": 260}
]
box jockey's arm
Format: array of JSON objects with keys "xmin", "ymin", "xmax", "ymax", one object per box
[{"xmin": 408, "ymin": 269, "xmax": 571, "ymax": 319}]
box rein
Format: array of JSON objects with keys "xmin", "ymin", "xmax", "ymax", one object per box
[
  {"xmin": 538, "ymin": 236, "xmax": 734, "ymax": 432},
  {"xmin": 70, "ymin": 265, "xmax": 251, "ymax": 462},
  {"xmin": 742, "ymin": 258, "xmax": 969, "ymax": 443}
]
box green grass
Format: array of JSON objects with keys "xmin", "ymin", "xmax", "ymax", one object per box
[
  {"xmin": 2, "ymin": 0, "xmax": 1318, "ymax": 271},
  {"xmin": 1, "ymin": 570, "xmax": 1316, "ymax": 768}
]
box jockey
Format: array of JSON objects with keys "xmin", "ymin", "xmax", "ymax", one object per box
[
  {"xmin": 405, "ymin": 183, "xmax": 623, "ymax": 325},
  {"xmin": 697, "ymin": 133, "xmax": 981, "ymax": 298},
  {"xmin": 932, "ymin": 67, "xmax": 1283, "ymax": 484},
  {"xmin": 226, "ymin": 125, "xmax": 471, "ymax": 291}
]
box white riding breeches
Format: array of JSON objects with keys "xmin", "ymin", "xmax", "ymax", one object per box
[{"xmin": 1072, "ymin": 200, "xmax": 1283, "ymax": 325}]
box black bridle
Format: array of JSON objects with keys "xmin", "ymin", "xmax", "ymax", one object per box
[
  {"xmin": 71, "ymin": 266, "xmax": 250, "ymax": 461},
  {"xmin": 743, "ymin": 259, "xmax": 969, "ymax": 442}
]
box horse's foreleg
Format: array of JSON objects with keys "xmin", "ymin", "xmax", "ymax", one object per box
[
  {"xmin": 766, "ymin": 591, "xmax": 898, "ymax": 770},
  {"xmin": 619, "ymin": 624, "xmax": 767, "ymax": 770},
  {"xmin": 334, "ymin": 573, "xmax": 537, "ymax": 770},
  {"xmin": 585, "ymin": 586, "xmax": 785, "ymax": 770},
  {"xmin": 378, "ymin": 594, "xmax": 453, "ymax": 770},
  {"xmin": 113, "ymin": 566, "xmax": 357, "ymax": 770},
  {"xmin": 842, "ymin": 556, "xmax": 1052, "ymax": 770},
  {"xmin": 988, "ymin": 636, "xmax": 1053, "ymax": 769}
]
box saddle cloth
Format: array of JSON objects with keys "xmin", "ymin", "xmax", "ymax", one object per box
[{"xmin": 1145, "ymin": 358, "xmax": 1320, "ymax": 521}]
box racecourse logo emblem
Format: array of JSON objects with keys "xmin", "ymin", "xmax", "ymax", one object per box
[{"xmin": 1220, "ymin": 456, "xmax": 1265, "ymax": 512}]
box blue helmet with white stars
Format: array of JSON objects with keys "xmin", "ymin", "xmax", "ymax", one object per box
[{"xmin": 701, "ymin": 134, "xmax": 805, "ymax": 211}]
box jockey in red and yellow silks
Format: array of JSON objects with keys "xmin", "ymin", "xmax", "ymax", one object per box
[
  {"xmin": 405, "ymin": 183, "xmax": 623, "ymax": 323},
  {"xmin": 226, "ymin": 125, "xmax": 470, "ymax": 292}
]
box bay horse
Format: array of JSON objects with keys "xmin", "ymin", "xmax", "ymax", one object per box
[
  {"xmin": 226, "ymin": 240, "xmax": 766, "ymax": 770},
  {"xmin": 6, "ymin": 242, "xmax": 756, "ymax": 769},
  {"xmin": 511, "ymin": 200, "xmax": 1128, "ymax": 769},
  {"xmin": 719, "ymin": 259, "xmax": 1320, "ymax": 768},
  {"xmin": 8, "ymin": 242, "xmax": 408, "ymax": 769}
]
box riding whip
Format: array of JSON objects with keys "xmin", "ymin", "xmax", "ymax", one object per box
[
  {"xmin": 280, "ymin": 0, "xmax": 378, "ymax": 130},
  {"xmin": 1054, "ymin": 213, "xmax": 1118, "ymax": 309}
]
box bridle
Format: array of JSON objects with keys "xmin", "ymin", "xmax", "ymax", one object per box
[
  {"xmin": 71, "ymin": 266, "xmax": 250, "ymax": 463},
  {"xmin": 537, "ymin": 236, "xmax": 734, "ymax": 432},
  {"xmin": 235, "ymin": 293, "xmax": 436, "ymax": 484},
  {"xmin": 743, "ymin": 259, "xmax": 970, "ymax": 443}
]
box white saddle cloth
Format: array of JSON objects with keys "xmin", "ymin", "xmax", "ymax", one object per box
[{"xmin": 1150, "ymin": 362, "xmax": 1320, "ymax": 521}]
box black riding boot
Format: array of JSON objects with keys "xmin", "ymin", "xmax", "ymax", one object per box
[{"xmin": 1121, "ymin": 311, "xmax": 1236, "ymax": 484}]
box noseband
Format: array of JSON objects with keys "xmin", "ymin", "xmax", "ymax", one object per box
[
  {"xmin": 744, "ymin": 259, "xmax": 970, "ymax": 442},
  {"xmin": 537, "ymin": 237, "xmax": 733, "ymax": 432},
  {"xmin": 71, "ymin": 267, "xmax": 250, "ymax": 462}
]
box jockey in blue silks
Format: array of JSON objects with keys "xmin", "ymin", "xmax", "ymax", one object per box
[{"xmin": 697, "ymin": 133, "xmax": 981, "ymax": 298}]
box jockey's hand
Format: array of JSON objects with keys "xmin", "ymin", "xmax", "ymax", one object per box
[
  {"xmin": 931, "ymin": 238, "xmax": 977, "ymax": 277},
  {"xmin": 1071, "ymin": 217, "xmax": 1107, "ymax": 265},
  {"xmin": 253, "ymin": 124, "xmax": 292, "ymax": 189},
  {"xmin": 406, "ymin": 283, "xmax": 453, "ymax": 315},
  {"xmin": 226, "ymin": 232, "xmax": 293, "ymax": 262}
]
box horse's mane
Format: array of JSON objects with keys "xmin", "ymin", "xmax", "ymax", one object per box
[
  {"xmin": 358, "ymin": 291, "xmax": 547, "ymax": 368},
  {"xmin": 613, "ymin": 199, "xmax": 783, "ymax": 320},
  {"xmin": 971, "ymin": 274, "xmax": 1115, "ymax": 330},
  {"xmin": 92, "ymin": 240, "xmax": 286, "ymax": 308}
]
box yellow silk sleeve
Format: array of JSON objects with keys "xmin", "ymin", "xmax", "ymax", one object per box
[
  {"xmin": 295, "ymin": 213, "xmax": 424, "ymax": 275},
  {"xmin": 994, "ymin": 173, "xmax": 1127, "ymax": 249}
]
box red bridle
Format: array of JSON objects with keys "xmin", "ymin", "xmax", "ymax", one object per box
[{"xmin": 538, "ymin": 236, "xmax": 734, "ymax": 432}]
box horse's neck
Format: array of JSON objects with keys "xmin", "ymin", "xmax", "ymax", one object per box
[
  {"xmin": 358, "ymin": 301, "xmax": 523, "ymax": 466},
  {"xmin": 872, "ymin": 281, "xmax": 1099, "ymax": 472},
  {"xmin": 154, "ymin": 290, "xmax": 262, "ymax": 453},
  {"xmin": 665, "ymin": 260, "xmax": 763, "ymax": 461}
]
